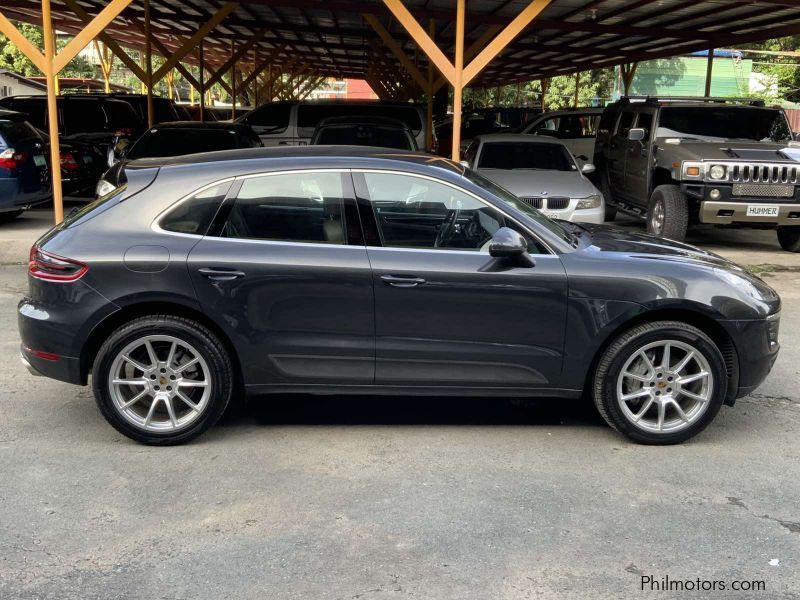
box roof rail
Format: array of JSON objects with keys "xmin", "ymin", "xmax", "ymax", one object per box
[{"xmin": 618, "ymin": 95, "xmax": 765, "ymax": 107}]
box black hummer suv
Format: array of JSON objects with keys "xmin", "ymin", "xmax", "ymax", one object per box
[{"xmin": 594, "ymin": 97, "xmax": 800, "ymax": 251}]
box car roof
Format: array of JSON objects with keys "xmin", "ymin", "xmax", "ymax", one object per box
[
  {"xmin": 536, "ymin": 107, "xmax": 604, "ymax": 115},
  {"xmin": 144, "ymin": 121, "xmax": 250, "ymax": 131},
  {"xmin": 474, "ymin": 133, "xmax": 568, "ymax": 145},
  {"xmin": 128, "ymin": 145, "xmax": 463, "ymax": 173}
]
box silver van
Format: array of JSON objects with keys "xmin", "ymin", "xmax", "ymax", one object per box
[{"xmin": 237, "ymin": 101, "xmax": 428, "ymax": 151}]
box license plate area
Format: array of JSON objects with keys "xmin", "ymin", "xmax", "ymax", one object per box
[
  {"xmin": 732, "ymin": 183, "xmax": 793, "ymax": 198},
  {"xmin": 746, "ymin": 204, "xmax": 780, "ymax": 218},
  {"xmin": 33, "ymin": 154, "xmax": 47, "ymax": 167}
]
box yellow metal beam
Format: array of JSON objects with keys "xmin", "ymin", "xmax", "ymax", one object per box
[
  {"xmin": 151, "ymin": 2, "xmax": 237, "ymax": 84},
  {"xmin": 53, "ymin": 0, "xmax": 135, "ymax": 73},
  {"xmin": 0, "ymin": 13, "xmax": 46, "ymax": 73},
  {"xmin": 381, "ymin": 0, "xmax": 455, "ymax": 86},
  {"xmin": 240, "ymin": 44, "xmax": 285, "ymax": 90},
  {"xmin": 431, "ymin": 24, "xmax": 501, "ymax": 94},
  {"xmin": 451, "ymin": 0, "xmax": 465, "ymax": 162},
  {"xmin": 363, "ymin": 13, "xmax": 428, "ymax": 91},
  {"xmin": 62, "ymin": 0, "xmax": 145, "ymax": 81},
  {"xmin": 41, "ymin": 0, "xmax": 63, "ymax": 223},
  {"xmin": 462, "ymin": 0, "xmax": 553, "ymax": 86},
  {"xmin": 144, "ymin": 0, "xmax": 153, "ymax": 127}
]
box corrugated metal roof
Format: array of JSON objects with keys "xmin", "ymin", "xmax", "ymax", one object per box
[{"xmin": 3, "ymin": 0, "xmax": 799, "ymax": 86}]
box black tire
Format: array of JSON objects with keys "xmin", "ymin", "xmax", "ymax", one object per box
[
  {"xmin": 0, "ymin": 210, "xmax": 23, "ymax": 223},
  {"xmin": 592, "ymin": 320, "xmax": 727, "ymax": 445},
  {"xmin": 777, "ymin": 226, "xmax": 800, "ymax": 252},
  {"xmin": 92, "ymin": 315, "xmax": 233, "ymax": 445},
  {"xmin": 599, "ymin": 173, "xmax": 617, "ymax": 221},
  {"xmin": 646, "ymin": 184, "xmax": 688, "ymax": 242}
]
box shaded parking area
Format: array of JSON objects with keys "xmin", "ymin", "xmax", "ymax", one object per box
[{"xmin": 1, "ymin": 260, "xmax": 798, "ymax": 599}]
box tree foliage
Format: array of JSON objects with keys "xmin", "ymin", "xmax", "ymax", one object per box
[{"xmin": 0, "ymin": 21, "xmax": 97, "ymax": 79}]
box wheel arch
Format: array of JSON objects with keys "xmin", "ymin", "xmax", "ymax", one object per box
[
  {"xmin": 584, "ymin": 306, "xmax": 740, "ymax": 407},
  {"xmin": 79, "ymin": 300, "xmax": 244, "ymax": 392}
]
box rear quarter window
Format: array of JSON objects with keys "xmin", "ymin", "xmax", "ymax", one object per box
[{"xmin": 160, "ymin": 181, "xmax": 232, "ymax": 235}]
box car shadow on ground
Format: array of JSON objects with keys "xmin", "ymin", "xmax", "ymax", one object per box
[{"xmin": 228, "ymin": 394, "xmax": 607, "ymax": 428}]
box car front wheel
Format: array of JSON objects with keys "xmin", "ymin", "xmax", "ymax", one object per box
[
  {"xmin": 92, "ymin": 315, "xmax": 233, "ymax": 445},
  {"xmin": 647, "ymin": 185, "xmax": 688, "ymax": 242},
  {"xmin": 592, "ymin": 321, "xmax": 727, "ymax": 444},
  {"xmin": 777, "ymin": 226, "xmax": 800, "ymax": 252}
]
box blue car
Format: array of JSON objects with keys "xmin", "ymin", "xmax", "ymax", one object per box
[{"xmin": 0, "ymin": 109, "xmax": 51, "ymax": 221}]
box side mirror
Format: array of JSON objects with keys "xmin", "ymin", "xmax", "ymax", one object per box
[
  {"xmin": 628, "ymin": 128, "xmax": 646, "ymax": 142},
  {"xmin": 581, "ymin": 163, "xmax": 596, "ymax": 174},
  {"xmin": 489, "ymin": 227, "xmax": 535, "ymax": 267},
  {"xmin": 108, "ymin": 137, "xmax": 129, "ymax": 167}
]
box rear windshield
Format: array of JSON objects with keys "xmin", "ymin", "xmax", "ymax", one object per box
[
  {"xmin": 62, "ymin": 99, "xmax": 107, "ymax": 133},
  {"xmin": 0, "ymin": 119, "xmax": 38, "ymax": 145},
  {"xmin": 2, "ymin": 99, "xmax": 47, "ymax": 129},
  {"xmin": 127, "ymin": 128, "xmax": 242, "ymax": 159},
  {"xmin": 298, "ymin": 104, "xmax": 422, "ymax": 137},
  {"xmin": 478, "ymin": 142, "xmax": 575, "ymax": 171},
  {"xmin": 103, "ymin": 100, "xmax": 141, "ymax": 129},
  {"xmin": 314, "ymin": 125, "xmax": 414, "ymax": 150},
  {"xmin": 657, "ymin": 106, "xmax": 793, "ymax": 142}
]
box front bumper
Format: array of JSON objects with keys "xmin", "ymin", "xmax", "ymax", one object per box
[
  {"xmin": 723, "ymin": 316, "xmax": 780, "ymax": 400},
  {"xmin": 700, "ymin": 201, "xmax": 800, "ymax": 225},
  {"xmin": 542, "ymin": 203, "xmax": 605, "ymax": 225}
]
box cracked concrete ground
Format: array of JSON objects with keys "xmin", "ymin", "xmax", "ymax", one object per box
[{"xmin": 0, "ymin": 259, "xmax": 798, "ymax": 599}]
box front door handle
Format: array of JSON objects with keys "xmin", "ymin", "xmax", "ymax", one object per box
[
  {"xmin": 198, "ymin": 267, "xmax": 246, "ymax": 281},
  {"xmin": 380, "ymin": 274, "xmax": 426, "ymax": 288}
]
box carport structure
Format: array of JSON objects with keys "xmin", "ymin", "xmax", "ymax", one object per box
[{"xmin": 2, "ymin": 0, "xmax": 800, "ymax": 223}]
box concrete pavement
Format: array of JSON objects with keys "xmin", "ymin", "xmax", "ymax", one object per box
[{"xmin": 0, "ymin": 261, "xmax": 798, "ymax": 599}]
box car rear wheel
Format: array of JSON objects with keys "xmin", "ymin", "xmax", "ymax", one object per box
[
  {"xmin": 777, "ymin": 226, "xmax": 800, "ymax": 252},
  {"xmin": 592, "ymin": 321, "xmax": 727, "ymax": 444},
  {"xmin": 647, "ymin": 185, "xmax": 688, "ymax": 242},
  {"xmin": 92, "ymin": 315, "xmax": 233, "ymax": 445}
]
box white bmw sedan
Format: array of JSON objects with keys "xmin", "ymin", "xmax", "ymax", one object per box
[{"xmin": 463, "ymin": 133, "xmax": 605, "ymax": 224}]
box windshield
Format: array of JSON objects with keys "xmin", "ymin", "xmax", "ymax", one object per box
[
  {"xmin": 464, "ymin": 169, "xmax": 574, "ymax": 246},
  {"xmin": 478, "ymin": 142, "xmax": 575, "ymax": 171},
  {"xmin": 127, "ymin": 128, "xmax": 241, "ymax": 159},
  {"xmin": 657, "ymin": 106, "xmax": 793, "ymax": 142}
]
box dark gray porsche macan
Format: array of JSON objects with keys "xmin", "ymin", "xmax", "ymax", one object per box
[{"xmin": 19, "ymin": 147, "xmax": 780, "ymax": 445}]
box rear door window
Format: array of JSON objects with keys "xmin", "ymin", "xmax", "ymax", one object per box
[
  {"xmin": 220, "ymin": 171, "xmax": 349, "ymax": 244},
  {"xmin": 103, "ymin": 100, "xmax": 141, "ymax": 131}
]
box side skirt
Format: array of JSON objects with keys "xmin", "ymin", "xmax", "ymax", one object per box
[{"xmin": 245, "ymin": 384, "xmax": 584, "ymax": 399}]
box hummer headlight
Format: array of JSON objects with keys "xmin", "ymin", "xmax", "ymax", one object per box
[{"xmin": 709, "ymin": 165, "xmax": 727, "ymax": 180}]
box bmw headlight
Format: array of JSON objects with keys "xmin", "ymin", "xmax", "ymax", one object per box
[
  {"xmin": 95, "ymin": 179, "xmax": 116, "ymax": 198},
  {"xmin": 708, "ymin": 164, "xmax": 727, "ymax": 180},
  {"xmin": 575, "ymin": 194, "xmax": 602, "ymax": 210}
]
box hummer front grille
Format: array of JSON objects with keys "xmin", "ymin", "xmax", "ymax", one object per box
[{"xmin": 729, "ymin": 163, "xmax": 799, "ymax": 184}]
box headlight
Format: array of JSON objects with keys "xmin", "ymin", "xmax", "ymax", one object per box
[
  {"xmin": 575, "ymin": 194, "xmax": 602, "ymax": 210},
  {"xmin": 766, "ymin": 312, "xmax": 780, "ymax": 349},
  {"xmin": 95, "ymin": 179, "xmax": 116, "ymax": 198},
  {"xmin": 709, "ymin": 164, "xmax": 727, "ymax": 180}
]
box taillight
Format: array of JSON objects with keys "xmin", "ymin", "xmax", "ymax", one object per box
[
  {"xmin": 114, "ymin": 128, "xmax": 134, "ymax": 137},
  {"xmin": 29, "ymin": 246, "xmax": 88, "ymax": 282},
  {"xmin": 0, "ymin": 148, "xmax": 27, "ymax": 170},
  {"xmin": 60, "ymin": 151, "xmax": 80, "ymax": 170}
]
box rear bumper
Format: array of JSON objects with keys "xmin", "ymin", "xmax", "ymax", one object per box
[
  {"xmin": 700, "ymin": 201, "xmax": 800, "ymax": 225},
  {"xmin": 19, "ymin": 344, "xmax": 82, "ymax": 384}
]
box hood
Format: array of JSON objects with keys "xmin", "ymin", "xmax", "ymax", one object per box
[
  {"xmin": 477, "ymin": 168, "xmax": 596, "ymax": 198},
  {"xmin": 578, "ymin": 222, "xmax": 737, "ymax": 267},
  {"xmin": 657, "ymin": 139, "xmax": 800, "ymax": 162}
]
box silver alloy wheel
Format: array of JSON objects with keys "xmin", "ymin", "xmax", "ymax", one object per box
[
  {"xmin": 108, "ymin": 334, "xmax": 211, "ymax": 433},
  {"xmin": 650, "ymin": 198, "xmax": 665, "ymax": 234},
  {"xmin": 616, "ymin": 340, "xmax": 713, "ymax": 434}
]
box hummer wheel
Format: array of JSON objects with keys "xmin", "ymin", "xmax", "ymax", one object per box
[
  {"xmin": 777, "ymin": 226, "xmax": 800, "ymax": 252},
  {"xmin": 647, "ymin": 185, "xmax": 688, "ymax": 242}
]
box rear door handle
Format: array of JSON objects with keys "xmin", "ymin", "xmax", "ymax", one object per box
[
  {"xmin": 380, "ymin": 274, "xmax": 426, "ymax": 288},
  {"xmin": 198, "ymin": 267, "xmax": 246, "ymax": 281}
]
